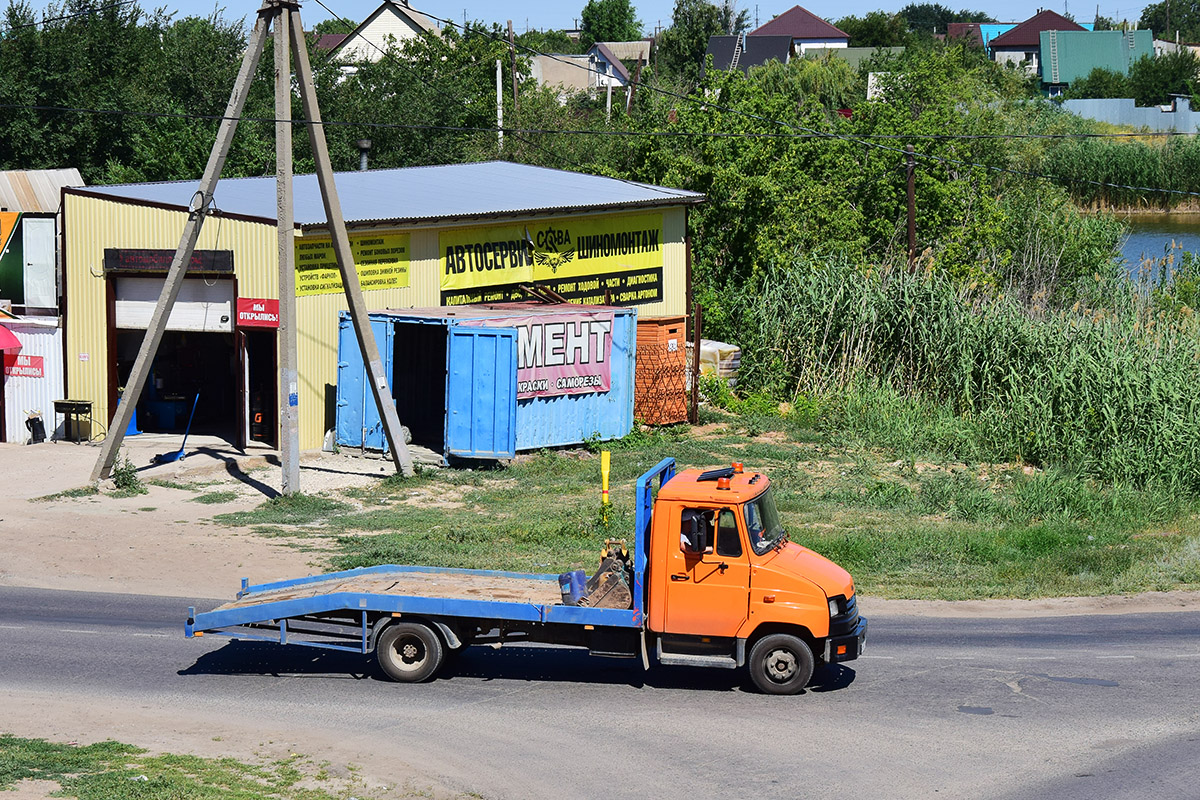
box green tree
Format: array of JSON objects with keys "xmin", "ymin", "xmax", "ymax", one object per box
[
  {"xmin": 1063, "ymin": 67, "xmax": 1131, "ymax": 99},
  {"xmin": 716, "ymin": 0, "xmax": 751, "ymax": 35},
  {"xmin": 516, "ymin": 28, "xmax": 582, "ymax": 55},
  {"xmin": 835, "ymin": 11, "xmax": 910, "ymax": 47},
  {"xmin": 900, "ymin": 3, "xmax": 994, "ymax": 34},
  {"xmin": 656, "ymin": 0, "xmax": 722, "ymax": 81},
  {"xmin": 1092, "ymin": 13, "xmax": 1118, "ymax": 30},
  {"xmin": 1129, "ymin": 50, "xmax": 1200, "ymax": 106},
  {"xmin": 1140, "ymin": 0, "xmax": 1200, "ymax": 41},
  {"xmin": 580, "ymin": 0, "xmax": 642, "ymax": 45}
]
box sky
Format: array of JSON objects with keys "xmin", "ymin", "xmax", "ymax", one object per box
[{"xmin": 28, "ymin": 0, "xmax": 1158, "ymax": 34}]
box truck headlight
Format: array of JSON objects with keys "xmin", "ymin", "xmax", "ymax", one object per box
[{"xmin": 828, "ymin": 597, "xmax": 840, "ymax": 617}]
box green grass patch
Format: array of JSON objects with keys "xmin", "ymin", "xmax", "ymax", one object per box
[
  {"xmin": 33, "ymin": 486, "xmax": 98, "ymax": 501},
  {"xmin": 227, "ymin": 423, "xmax": 1200, "ymax": 600},
  {"xmin": 215, "ymin": 493, "xmax": 350, "ymax": 527},
  {"xmin": 0, "ymin": 735, "xmax": 351, "ymax": 799},
  {"xmin": 148, "ymin": 478, "xmax": 217, "ymax": 491},
  {"xmin": 192, "ymin": 490, "xmax": 240, "ymax": 505}
]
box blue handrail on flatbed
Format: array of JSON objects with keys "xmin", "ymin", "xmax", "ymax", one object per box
[{"xmin": 186, "ymin": 458, "xmax": 678, "ymax": 650}]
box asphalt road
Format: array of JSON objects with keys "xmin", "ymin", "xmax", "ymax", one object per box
[{"xmin": 2, "ymin": 586, "xmax": 1199, "ymax": 799}]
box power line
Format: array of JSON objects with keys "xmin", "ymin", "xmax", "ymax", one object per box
[{"xmin": 0, "ymin": 0, "xmax": 136, "ymax": 37}]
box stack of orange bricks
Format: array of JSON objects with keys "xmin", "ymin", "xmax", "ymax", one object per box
[{"xmin": 634, "ymin": 315, "xmax": 688, "ymax": 425}]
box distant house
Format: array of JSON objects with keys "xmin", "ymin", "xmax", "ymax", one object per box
[
  {"xmin": 600, "ymin": 39, "xmax": 653, "ymax": 64},
  {"xmin": 947, "ymin": 22, "xmax": 1018, "ymax": 50},
  {"xmin": 749, "ymin": 5, "xmax": 849, "ymax": 54},
  {"xmin": 530, "ymin": 43, "xmax": 631, "ymax": 100},
  {"xmin": 322, "ymin": 1, "xmax": 439, "ymax": 64},
  {"xmin": 704, "ymin": 34, "xmax": 795, "ymax": 73},
  {"xmin": 988, "ymin": 10, "xmax": 1084, "ymax": 75},
  {"xmin": 1041, "ymin": 29, "xmax": 1152, "ymax": 94}
]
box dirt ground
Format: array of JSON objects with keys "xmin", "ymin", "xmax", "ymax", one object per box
[
  {"xmin": 0, "ymin": 435, "xmax": 390, "ymax": 599},
  {"xmin": 3, "ymin": 435, "xmax": 1200, "ymax": 615}
]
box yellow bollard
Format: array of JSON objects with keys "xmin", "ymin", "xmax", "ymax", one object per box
[{"xmin": 601, "ymin": 450, "xmax": 611, "ymax": 506}]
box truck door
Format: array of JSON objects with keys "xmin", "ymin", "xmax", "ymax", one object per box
[{"xmin": 664, "ymin": 506, "xmax": 750, "ymax": 637}]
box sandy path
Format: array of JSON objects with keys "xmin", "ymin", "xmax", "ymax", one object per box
[{"xmin": 0, "ymin": 437, "xmax": 388, "ymax": 598}]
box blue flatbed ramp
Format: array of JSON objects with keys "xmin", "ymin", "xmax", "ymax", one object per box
[{"xmin": 187, "ymin": 564, "xmax": 642, "ymax": 647}]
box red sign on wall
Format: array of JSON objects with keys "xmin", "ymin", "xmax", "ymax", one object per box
[
  {"xmin": 236, "ymin": 298, "xmax": 280, "ymax": 328},
  {"xmin": 3, "ymin": 353, "xmax": 44, "ymax": 378}
]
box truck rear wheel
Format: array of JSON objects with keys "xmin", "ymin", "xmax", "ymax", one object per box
[
  {"xmin": 377, "ymin": 622, "xmax": 444, "ymax": 683},
  {"xmin": 748, "ymin": 634, "xmax": 814, "ymax": 695}
]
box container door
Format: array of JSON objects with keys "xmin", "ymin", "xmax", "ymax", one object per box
[
  {"xmin": 444, "ymin": 326, "xmax": 516, "ymax": 460},
  {"xmin": 336, "ymin": 315, "xmax": 395, "ymax": 452},
  {"xmin": 361, "ymin": 318, "xmax": 394, "ymax": 451},
  {"xmin": 335, "ymin": 315, "xmax": 364, "ymax": 448}
]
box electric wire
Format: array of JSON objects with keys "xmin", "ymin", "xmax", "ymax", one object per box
[{"xmin": 0, "ymin": 0, "xmax": 137, "ymax": 37}]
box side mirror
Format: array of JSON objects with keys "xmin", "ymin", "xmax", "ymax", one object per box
[{"xmin": 681, "ymin": 511, "xmax": 710, "ymax": 554}]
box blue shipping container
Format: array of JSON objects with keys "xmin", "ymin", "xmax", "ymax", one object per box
[{"xmin": 335, "ymin": 304, "xmax": 636, "ymax": 462}]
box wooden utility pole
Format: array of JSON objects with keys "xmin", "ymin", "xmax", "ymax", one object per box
[
  {"xmin": 905, "ymin": 144, "xmax": 916, "ymax": 270},
  {"xmin": 92, "ymin": 0, "xmax": 416, "ymax": 485},
  {"xmin": 91, "ymin": 6, "xmax": 272, "ymax": 485},
  {"xmin": 275, "ymin": 3, "xmax": 299, "ymax": 494}
]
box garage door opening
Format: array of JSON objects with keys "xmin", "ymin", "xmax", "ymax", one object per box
[{"xmin": 115, "ymin": 329, "xmax": 237, "ymax": 442}]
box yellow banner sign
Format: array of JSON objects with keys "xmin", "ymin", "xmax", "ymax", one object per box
[
  {"xmin": 439, "ymin": 212, "xmax": 663, "ymax": 293},
  {"xmin": 294, "ymin": 232, "xmax": 410, "ymax": 297}
]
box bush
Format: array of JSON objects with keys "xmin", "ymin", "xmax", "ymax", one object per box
[{"xmin": 112, "ymin": 452, "xmax": 147, "ymax": 496}]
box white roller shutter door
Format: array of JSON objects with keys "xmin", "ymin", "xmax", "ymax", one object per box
[{"xmin": 114, "ymin": 277, "xmax": 234, "ymax": 333}]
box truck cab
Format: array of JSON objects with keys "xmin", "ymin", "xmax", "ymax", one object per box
[{"xmin": 646, "ymin": 463, "xmax": 866, "ymax": 694}]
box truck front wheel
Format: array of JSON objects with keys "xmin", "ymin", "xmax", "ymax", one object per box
[
  {"xmin": 377, "ymin": 622, "xmax": 444, "ymax": 683},
  {"xmin": 747, "ymin": 634, "xmax": 814, "ymax": 695}
]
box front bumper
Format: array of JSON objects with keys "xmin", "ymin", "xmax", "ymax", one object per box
[{"xmin": 824, "ymin": 616, "xmax": 867, "ymax": 663}]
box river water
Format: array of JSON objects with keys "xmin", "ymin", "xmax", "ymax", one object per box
[{"xmin": 1121, "ymin": 214, "xmax": 1200, "ymax": 281}]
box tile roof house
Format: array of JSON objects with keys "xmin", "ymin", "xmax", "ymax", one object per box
[
  {"xmin": 989, "ymin": 10, "xmax": 1084, "ymax": 75},
  {"xmin": 750, "ymin": 5, "xmax": 849, "ymax": 54}
]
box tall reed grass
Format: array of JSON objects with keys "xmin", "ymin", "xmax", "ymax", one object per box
[{"xmin": 735, "ymin": 257, "xmax": 1200, "ymax": 491}]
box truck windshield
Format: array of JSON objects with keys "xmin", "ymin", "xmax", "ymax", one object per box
[{"xmin": 744, "ymin": 488, "xmax": 786, "ymax": 555}]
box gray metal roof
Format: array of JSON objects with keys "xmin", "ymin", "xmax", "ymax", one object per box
[
  {"xmin": 73, "ymin": 161, "xmax": 704, "ymax": 227},
  {"xmin": 0, "ymin": 169, "xmax": 84, "ymax": 213}
]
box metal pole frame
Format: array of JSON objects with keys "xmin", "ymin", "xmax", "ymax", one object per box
[
  {"xmin": 288, "ymin": 7, "xmax": 415, "ymax": 476},
  {"xmin": 91, "ymin": 4, "xmax": 275, "ymax": 484}
]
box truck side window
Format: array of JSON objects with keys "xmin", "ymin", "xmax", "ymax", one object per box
[{"xmin": 715, "ymin": 509, "xmax": 741, "ymax": 557}]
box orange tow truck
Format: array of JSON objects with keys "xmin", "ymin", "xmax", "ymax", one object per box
[{"xmin": 188, "ymin": 458, "xmax": 866, "ymax": 695}]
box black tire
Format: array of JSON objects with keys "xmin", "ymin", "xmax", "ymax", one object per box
[
  {"xmin": 747, "ymin": 633, "xmax": 814, "ymax": 695},
  {"xmin": 376, "ymin": 622, "xmax": 444, "ymax": 683}
]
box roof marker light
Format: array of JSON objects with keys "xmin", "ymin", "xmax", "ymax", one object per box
[
  {"xmin": 732, "ymin": 462, "xmax": 744, "ymax": 474},
  {"xmin": 717, "ymin": 477, "xmax": 731, "ymax": 490}
]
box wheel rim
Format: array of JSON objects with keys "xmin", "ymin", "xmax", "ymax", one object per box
[
  {"xmin": 388, "ymin": 634, "xmax": 427, "ymax": 673},
  {"xmin": 764, "ymin": 647, "xmax": 798, "ymax": 683}
]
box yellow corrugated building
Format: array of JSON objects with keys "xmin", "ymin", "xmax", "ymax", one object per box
[{"xmin": 62, "ymin": 162, "xmax": 702, "ymax": 450}]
